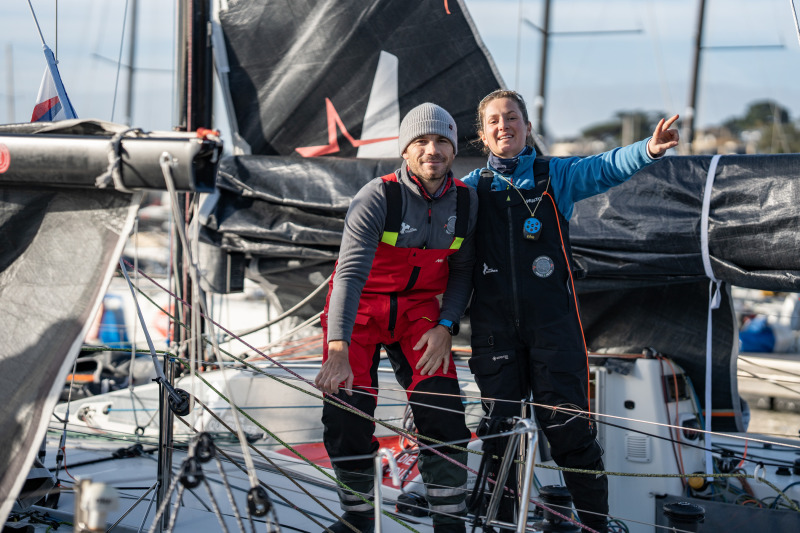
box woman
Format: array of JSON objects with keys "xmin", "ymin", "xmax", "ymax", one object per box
[{"xmin": 461, "ymin": 89, "xmax": 678, "ymax": 532}]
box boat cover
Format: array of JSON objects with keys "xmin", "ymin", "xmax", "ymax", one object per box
[{"xmin": 202, "ymin": 152, "xmax": 800, "ymax": 433}]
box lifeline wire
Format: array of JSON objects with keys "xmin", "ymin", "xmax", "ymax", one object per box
[{"xmin": 125, "ymin": 257, "xmax": 800, "ymax": 455}]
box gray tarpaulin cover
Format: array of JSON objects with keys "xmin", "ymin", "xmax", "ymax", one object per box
[
  {"xmin": 0, "ymin": 185, "xmax": 139, "ymax": 524},
  {"xmin": 203, "ymin": 152, "xmax": 800, "ymax": 432}
]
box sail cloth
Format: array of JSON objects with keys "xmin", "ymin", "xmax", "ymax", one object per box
[
  {"xmin": 217, "ymin": 0, "xmax": 512, "ymax": 157},
  {"xmin": 207, "ymin": 0, "xmax": 518, "ymax": 311},
  {"xmin": 0, "ymin": 185, "xmax": 139, "ymax": 526}
]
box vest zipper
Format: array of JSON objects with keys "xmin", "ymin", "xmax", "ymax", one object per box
[
  {"xmin": 388, "ymin": 292, "xmax": 398, "ymax": 338},
  {"xmin": 507, "ymin": 205, "xmax": 521, "ymax": 329}
]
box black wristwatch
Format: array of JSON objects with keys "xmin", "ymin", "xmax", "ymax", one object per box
[{"xmin": 438, "ymin": 319, "xmax": 459, "ymax": 336}]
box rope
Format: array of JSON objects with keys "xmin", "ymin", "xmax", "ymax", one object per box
[
  {"xmin": 113, "ymin": 249, "xmax": 800, "ymax": 530},
  {"xmin": 121, "ymin": 262, "xmax": 800, "ymax": 456},
  {"xmin": 95, "ymin": 128, "xmax": 143, "ymax": 193},
  {"xmin": 225, "ymin": 276, "xmax": 331, "ymax": 341},
  {"xmin": 174, "ymin": 400, "xmax": 345, "ymax": 533}
]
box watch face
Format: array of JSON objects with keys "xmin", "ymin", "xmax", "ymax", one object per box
[{"xmin": 450, "ymin": 323, "xmax": 460, "ymax": 336}]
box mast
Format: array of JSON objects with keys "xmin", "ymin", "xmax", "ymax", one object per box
[
  {"xmin": 124, "ymin": 0, "xmax": 138, "ymax": 126},
  {"xmin": 176, "ymin": 0, "xmax": 213, "ymax": 131},
  {"xmin": 684, "ymin": 0, "xmax": 707, "ymax": 154},
  {"xmin": 154, "ymin": 2, "xmax": 215, "ymax": 529},
  {"xmin": 535, "ymin": 0, "xmax": 551, "ymax": 137}
]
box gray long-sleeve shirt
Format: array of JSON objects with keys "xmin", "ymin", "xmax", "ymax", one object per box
[{"xmin": 326, "ymin": 165, "xmax": 478, "ymax": 343}]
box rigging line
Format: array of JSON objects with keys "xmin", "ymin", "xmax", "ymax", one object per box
[
  {"xmin": 520, "ymin": 395, "xmax": 800, "ymax": 452},
  {"xmin": 121, "ymin": 261, "xmax": 800, "ymax": 464},
  {"xmin": 242, "ymin": 312, "xmax": 323, "ymax": 357},
  {"xmin": 118, "ymin": 259, "xmax": 169, "ymax": 385},
  {"xmin": 737, "ymin": 367, "xmax": 800, "ymax": 397},
  {"xmin": 210, "ymin": 453, "xmax": 248, "ymax": 533},
  {"xmin": 56, "ymin": 356, "xmax": 80, "ymax": 484},
  {"xmin": 192, "ymin": 366, "xmax": 582, "ymax": 531},
  {"xmin": 161, "ymin": 152, "xmax": 261, "ymax": 491},
  {"xmin": 193, "ymin": 328, "xmax": 760, "ymax": 460},
  {"xmin": 225, "ymin": 275, "xmax": 331, "ymax": 340},
  {"xmin": 25, "ymin": 0, "xmax": 47, "ymax": 47},
  {"xmin": 110, "ymin": 0, "xmax": 130, "ymax": 123},
  {"xmin": 791, "ymin": 0, "xmax": 800, "ymax": 48},
  {"xmin": 129, "ymin": 218, "xmax": 145, "ymax": 438},
  {"xmin": 175, "ymin": 402, "xmax": 346, "ymax": 531},
  {"xmin": 739, "ymin": 354, "xmax": 800, "ymax": 380},
  {"xmin": 190, "ymin": 372, "xmax": 423, "ymax": 532},
  {"xmin": 105, "ymin": 481, "xmax": 158, "ymax": 532}
]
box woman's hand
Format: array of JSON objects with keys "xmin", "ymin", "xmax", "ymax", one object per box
[{"xmin": 648, "ymin": 114, "xmax": 680, "ymax": 157}]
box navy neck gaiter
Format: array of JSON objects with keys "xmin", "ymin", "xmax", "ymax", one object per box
[{"xmin": 488, "ymin": 145, "xmax": 533, "ymax": 175}]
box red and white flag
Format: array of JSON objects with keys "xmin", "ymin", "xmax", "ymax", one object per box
[{"xmin": 30, "ymin": 45, "xmax": 77, "ymax": 122}]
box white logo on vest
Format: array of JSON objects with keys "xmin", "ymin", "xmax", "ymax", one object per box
[
  {"xmin": 400, "ymin": 222, "xmax": 417, "ymax": 234},
  {"xmin": 532, "ymin": 255, "xmax": 554, "ymax": 278},
  {"xmin": 483, "ymin": 263, "xmax": 498, "ymax": 275}
]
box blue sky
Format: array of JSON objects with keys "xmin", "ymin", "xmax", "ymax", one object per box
[{"xmin": 2, "ymin": 0, "xmax": 799, "ymax": 140}]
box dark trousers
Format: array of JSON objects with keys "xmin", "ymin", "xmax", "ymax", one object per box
[{"xmin": 469, "ymin": 335, "xmax": 608, "ymax": 532}]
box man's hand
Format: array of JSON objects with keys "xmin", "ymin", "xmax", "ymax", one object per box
[
  {"xmin": 315, "ymin": 340, "xmax": 354, "ymax": 395},
  {"xmin": 648, "ymin": 114, "xmax": 680, "ymax": 157},
  {"xmin": 414, "ymin": 324, "xmax": 453, "ymax": 376}
]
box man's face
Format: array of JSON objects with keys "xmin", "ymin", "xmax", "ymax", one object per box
[{"xmin": 402, "ymin": 134, "xmax": 455, "ymax": 182}]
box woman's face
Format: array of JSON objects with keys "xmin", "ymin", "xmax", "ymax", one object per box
[{"xmin": 479, "ymin": 97, "xmax": 532, "ymax": 159}]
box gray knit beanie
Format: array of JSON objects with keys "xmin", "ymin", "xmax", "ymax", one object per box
[{"xmin": 398, "ymin": 103, "xmax": 458, "ymax": 156}]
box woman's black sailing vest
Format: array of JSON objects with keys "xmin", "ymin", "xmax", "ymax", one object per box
[{"xmin": 471, "ymin": 158, "xmax": 585, "ymax": 355}]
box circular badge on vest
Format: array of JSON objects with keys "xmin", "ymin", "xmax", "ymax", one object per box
[
  {"xmin": 445, "ymin": 215, "xmax": 457, "ymax": 235},
  {"xmin": 532, "ymin": 255, "xmax": 554, "ymax": 278}
]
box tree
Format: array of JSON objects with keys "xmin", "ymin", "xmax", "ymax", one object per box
[
  {"xmin": 722, "ymin": 100, "xmax": 800, "ymax": 154},
  {"xmin": 580, "ymin": 111, "xmax": 668, "ymax": 148}
]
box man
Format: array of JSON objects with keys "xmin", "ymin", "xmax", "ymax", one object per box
[{"xmin": 315, "ymin": 103, "xmax": 478, "ymax": 533}]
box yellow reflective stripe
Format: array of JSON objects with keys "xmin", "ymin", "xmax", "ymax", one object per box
[
  {"xmin": 381, "ymin": 231, "xmax": 398, "ymax": 246},
  {"xmin": 449, "ymin": 236, "xmax": 464, "ymax": 250}
]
